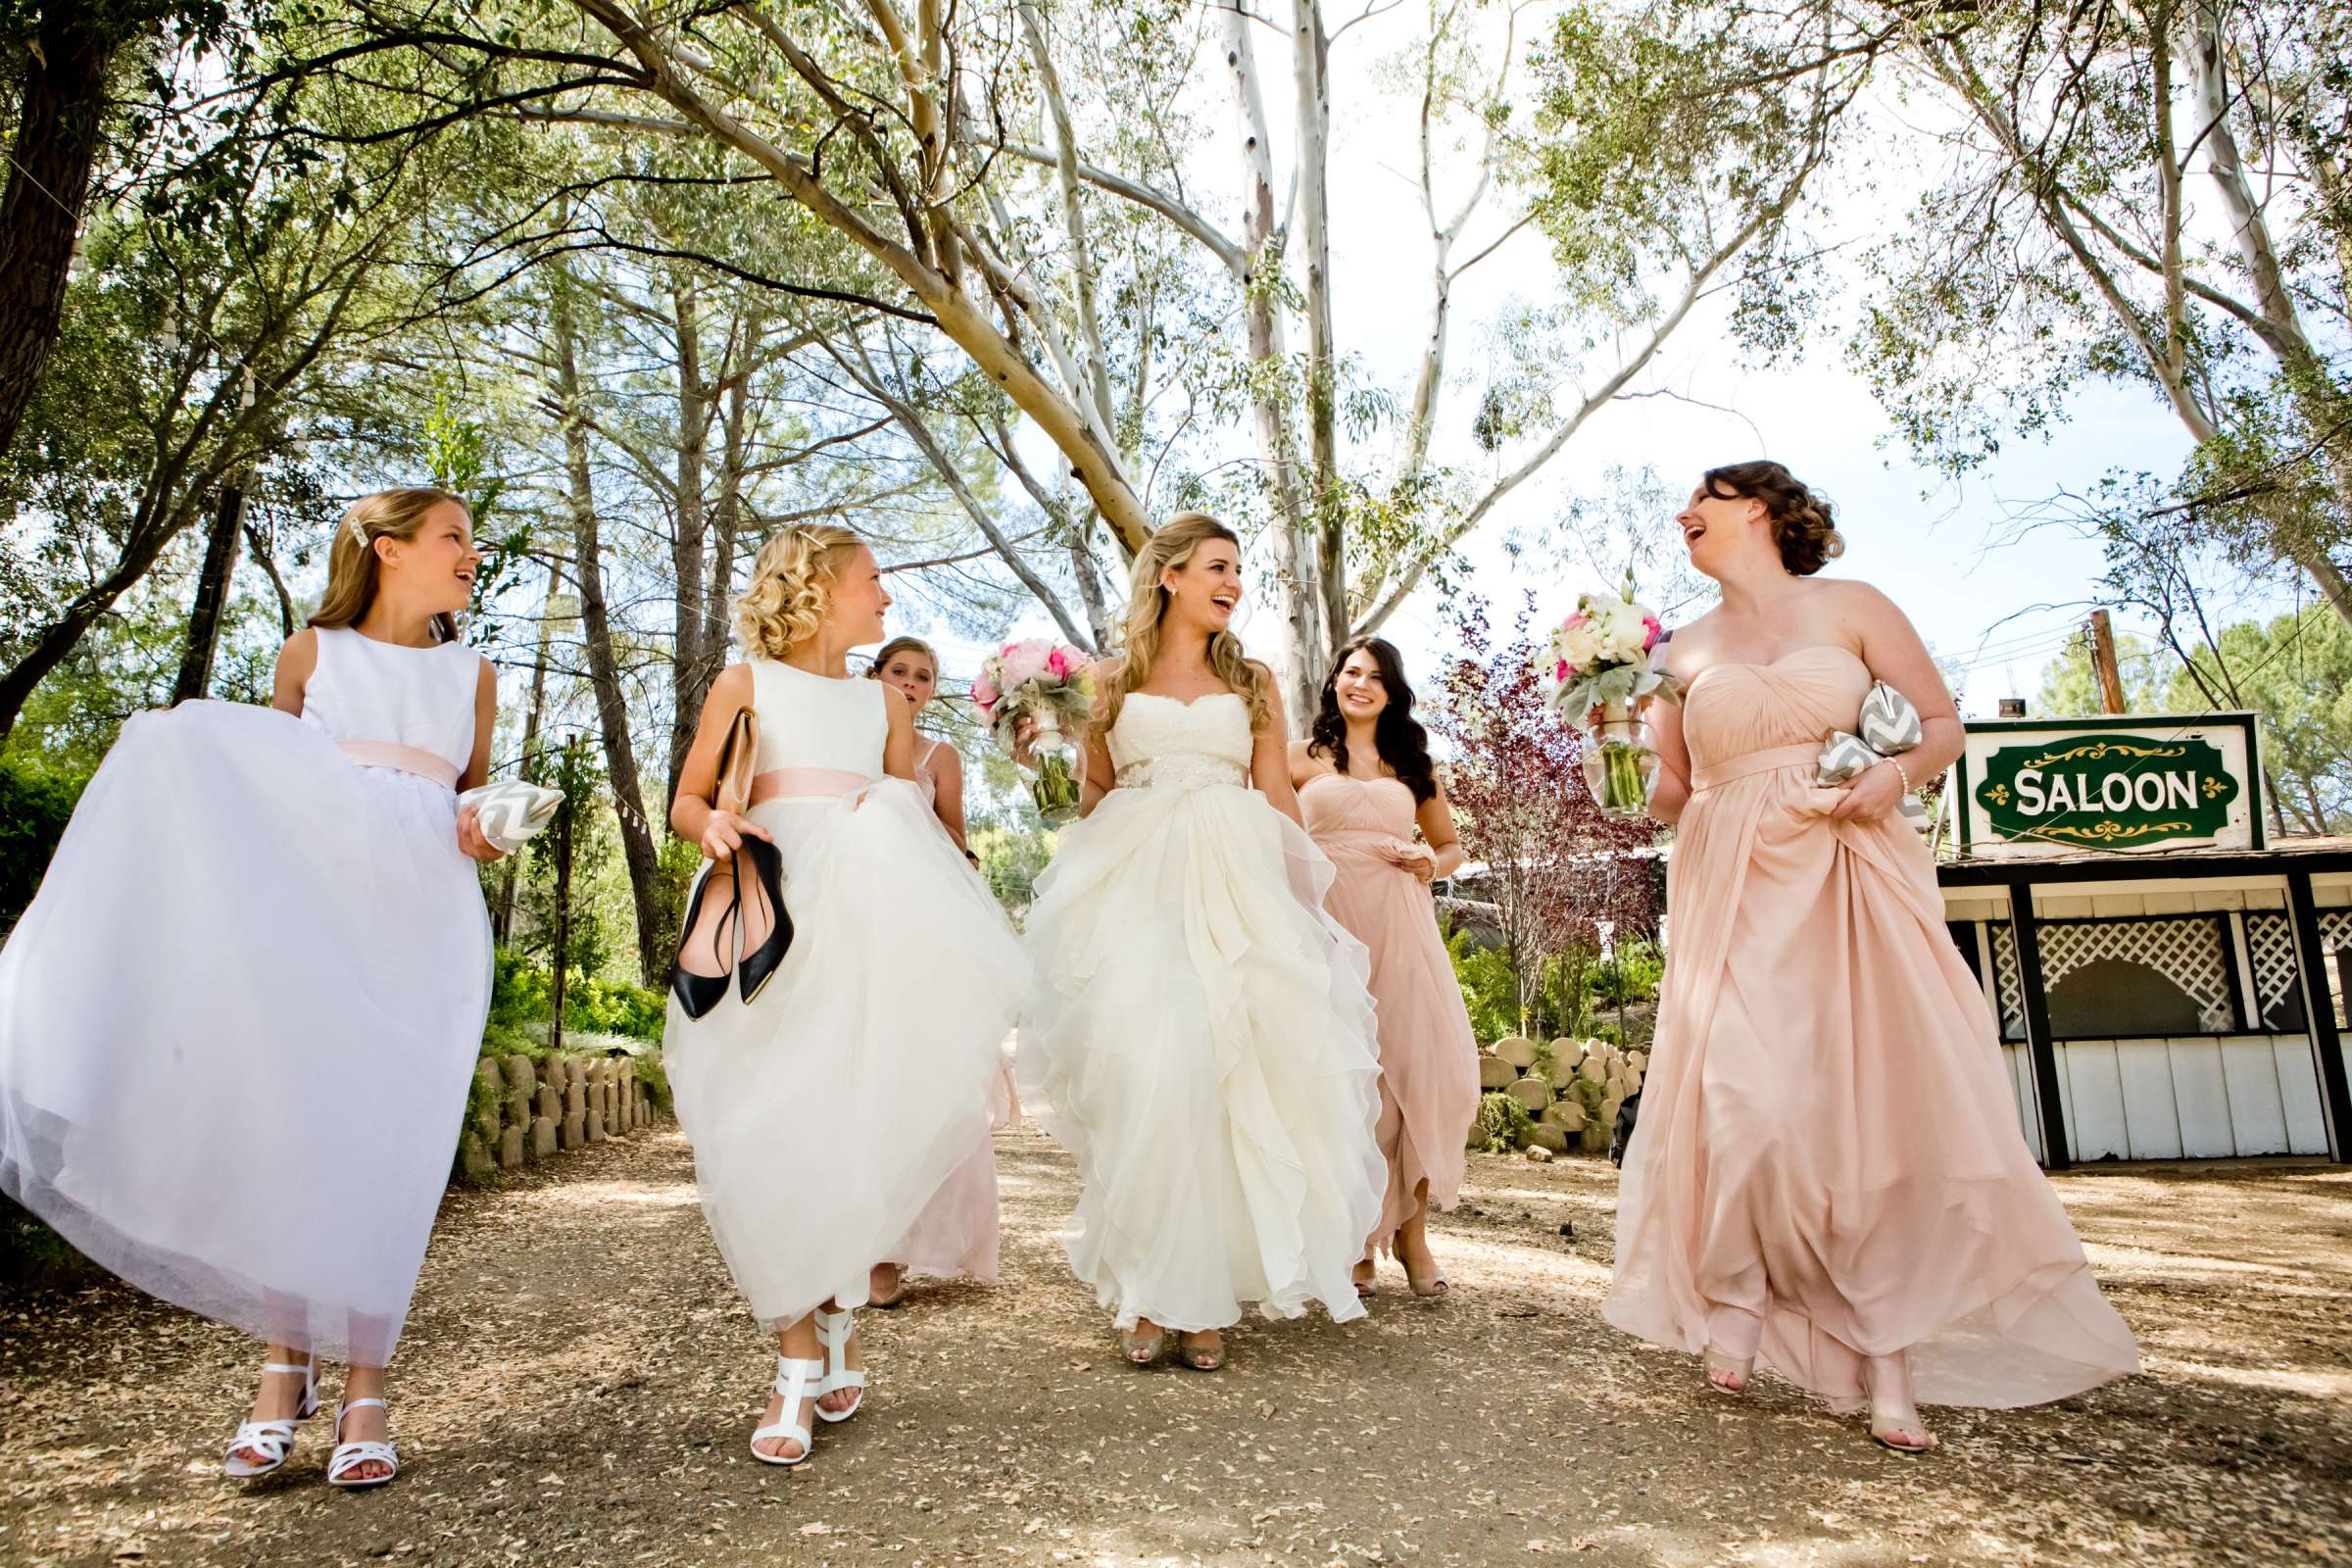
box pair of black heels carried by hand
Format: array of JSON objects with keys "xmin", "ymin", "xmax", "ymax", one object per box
[{"xmin": 672, "ymin": 837, "xmax": 791, "ymax": 1018}]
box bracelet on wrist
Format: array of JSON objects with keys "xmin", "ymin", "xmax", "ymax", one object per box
[{"xmin": 1891, "ymin": 757, "xmax": 1913, "ymax": 793}]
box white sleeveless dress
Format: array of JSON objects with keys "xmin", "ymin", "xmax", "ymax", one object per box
[
  {"xmin": 664, "ymin": 662, "xmax": 1026, "ymax": 1327},
  {"xmin": 1018, "ymin": 692, "xmax": 1387, "ymax": 1331},
  {"xmin": 0, "ymin": 627, "xmax": 493, "ymax": 1365},
  {"xmin": 885, "ymin": 736, "xmax": 1011, "ymax": 1285}
]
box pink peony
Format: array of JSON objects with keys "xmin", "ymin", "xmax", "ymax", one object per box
[
  {"xmin": 1642, "ymin": 615, "xmax": 1663, "ymax": 650},
  {"xmin": 1046, "ymin": 647, "xmax": 1069, "ymax": 678},
  {"xmin": 971, "ymin": 670, "xmax": 1000, "ymax": 712}
]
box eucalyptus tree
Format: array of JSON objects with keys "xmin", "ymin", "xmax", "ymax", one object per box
[
  {"xmin": 1854, "ymin": 0, "xmax": 2352, "ymax": 623},
  {"xmin": 251, "ymin": 0, "xmax": 1868, "ymax": 726}
]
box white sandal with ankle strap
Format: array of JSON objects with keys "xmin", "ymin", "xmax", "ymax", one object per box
[
  {"xmin": 223, "ymin": 1359, "xmax": 319, "ymax": 1479},
  {"xmin": 325, "ymin": 1397, "xmax": 400, "ymax": 1489},
  {"xmin": 751, "ymin": 1355, "xmax": 824, "ymax": 1465},
  {"xmin": 813, "ymin": 1306, "xmax": 865, "ymax": 1423}
]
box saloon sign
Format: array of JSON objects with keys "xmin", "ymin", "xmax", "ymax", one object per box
[{"xmin": 1953, "ymin": 713, "xmax": 2263, "ymax": 857}]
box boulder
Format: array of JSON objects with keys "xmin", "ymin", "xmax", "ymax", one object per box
[
  {"xmin": 498, "ymin": 1125, "xmax": 524, "ymax": 1170},
  {"xmin": 457, "ymin": 1131, "xmax": 493, "ymax": 1182},
  {"xmin": 1525, "ymin": 1124, "xmax": 1570, "ymax": 1154},
  {"xmin": 504, "ymin": 1054, "xmax": 538, "ymax": 1096},
  {"xmin": 1506, "ymin": 1076, "xmax": 1552, "ymax": 1113},
  {"xmin": 1524, "ymin": 1143, "xmax": 1553, "ymax": 1162},
  {"xmin": 505, "ymin": 1088, "xmax": 532, "ymax": 1130},
  {"xmin": 1579, "ymin": 1055, "xmax": 1608, "ymax": 1084},
  {"xmin": 561, "ymin": 1110, "xmax": 585, "ymax": 1150},
  {"xmin": 1478, "ymin": 1054, "xmax": 1519, "ymax": 1092},
  {"xmin": 1541, "ymin": 1100, "xmax": 1588, "ymax": 1132},
  {"xmin": 470, "ymin": 1107, "xmax": 499, "ymax": 1152},
  {"xmin": 1579, "ymin": 1125, "xmax": 1610, "ymax": 1155},
  {"xmin": 473, "ymin": 1058, "xmax": 504, "ymax": 1102},
  {"xmin": 529, "ymin": 1115, "xmax": 558, "ymax": 1160},
  {"xmin": 1494, "ymin": 1036, "xmax": 1539, "ymax": 1070},
  {"xmin": 1627, "ymin": 1050, "xmax": 1647, "ymax": 1074}
]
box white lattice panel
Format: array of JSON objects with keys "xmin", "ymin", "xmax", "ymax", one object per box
[
  {"xmin": 2036, "ymin": 917, "xmax": 2233, "ymax": 1033},
  {"xmin": 2242, "ymin": 912, "xmax": 2301, "ymax": 1029},
  {"xmin": 1990, "ymin": 926, "xmax": 2025, "ymax": 1038}
]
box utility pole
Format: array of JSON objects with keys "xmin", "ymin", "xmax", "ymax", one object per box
[{"xmin": 2088, "ymin": 610, "xmax": 2128, "ymax": 714}]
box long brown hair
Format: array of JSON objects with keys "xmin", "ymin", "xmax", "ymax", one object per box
[
  {"xmin": 1700, "ymin": 461, "xmax": 1842, "ymax": 575},
  {"xmin": 1309, "ymin": 636, "xmax": 1437, "ymax": 803},
  {"xmin": 309, "ymin": 487, "xmax": 469, "ymax": 644},
  {"xmin": 1102, "ymin": 512, "xmax": 1272, "ymax": 734}
]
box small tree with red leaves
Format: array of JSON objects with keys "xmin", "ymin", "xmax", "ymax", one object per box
[{"xmin": 1430, "ymin": 596, "xmax": 1662, "ymax": 1036}]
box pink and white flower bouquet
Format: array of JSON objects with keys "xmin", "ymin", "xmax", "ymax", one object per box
[
  {"xmin": 973, "ymin": 639, "xmax": 1095, "ymax": 824},
  {"xmin": 1536, "ymin": 573, "xmax": 1677, "ymax": 817}
]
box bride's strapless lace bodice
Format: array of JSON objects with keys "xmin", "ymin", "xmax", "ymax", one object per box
[{"xmin": 1109, "ymin": 691, "xmax": 1251, "ymax": 790}]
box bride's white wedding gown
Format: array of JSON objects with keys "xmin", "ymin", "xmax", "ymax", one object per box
[{"xmin": 1018, "ymin": 691, "xmax": 1387, "ymax": 1331}]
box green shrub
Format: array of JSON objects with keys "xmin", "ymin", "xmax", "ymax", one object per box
[
  {"xmin": 488, "ymin": 949, "xmax": 665, "ymax": 1041},
  {"xmin": 1467, "ymin": 1090, "xmax": 1536, "ymax": 1153},
  {"xmin": 1592, "ymin": 937, "xmax": 1664, "ymax": 1005},
  {"xmin": 0, "ymin": 760, "xmax": 87, "ymax": 933}
]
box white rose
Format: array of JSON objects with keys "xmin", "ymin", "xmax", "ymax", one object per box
[{"xmin": 1552, "ymin": 618, "xmax": 1603, "ymax": 669}]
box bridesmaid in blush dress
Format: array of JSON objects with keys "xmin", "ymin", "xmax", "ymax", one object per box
[
  {"xmin": 863, "ymin": 635, "xmax": 1012, "ymax": 1307},
  {"xmin": 1289, "ymin": 637, "xmax": 1479, "ymax": 1299},
  {"xmin": 1604, "ymin": 461, "xmax": 2139, "ymax": 1454}
]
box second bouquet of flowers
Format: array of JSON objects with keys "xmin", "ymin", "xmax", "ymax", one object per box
[
  {"xmin": 973, "ymin": 639, "xmax": 1096, "ymax": 825},
  {"xmin": 1536, "ymin": 573, "xmax": 1678, "ymax": 817}
]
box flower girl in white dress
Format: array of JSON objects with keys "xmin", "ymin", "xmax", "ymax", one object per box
[
  {"xmin": 664, "ymin": 526, "xmax": 1025, "ymax": 1465},
  {"xmin": 0, "ymin": 488, "xmax": 503, "ymax": 1489},
  {"xmin": 861, "ymin": 636, "xmax": 1013, "ymax": 1309},
  {"xmin": 1017, "ymin": 513, "xmax": 1386, "ymax": 1370}
]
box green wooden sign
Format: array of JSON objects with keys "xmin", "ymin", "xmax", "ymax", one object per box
[{"xmin": 1971, "ymin": 733, "xmax": 2239, "ymax": 849}]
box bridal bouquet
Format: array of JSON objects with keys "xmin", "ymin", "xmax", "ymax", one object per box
[
  {"xmin": 973, "ymin": 639, "xmax": 1095, "ymax": 825},
  {"xmin": 1537, "ymin": 574, "xmax": 1677, "ymax": 818}
]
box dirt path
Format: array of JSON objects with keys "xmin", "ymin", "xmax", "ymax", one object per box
[{"xmin": 3, "ymin": 1126, "xmax": 2348, "ymax": 1567}]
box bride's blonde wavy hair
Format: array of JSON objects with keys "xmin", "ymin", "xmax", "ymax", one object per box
[
  {"xmin": 1102, "ymin": 512, "xmax": 1272, "ymax": 734},
  {"xmin": 733, "ymin": 522, "xmax": 865, "ymax": 659}
]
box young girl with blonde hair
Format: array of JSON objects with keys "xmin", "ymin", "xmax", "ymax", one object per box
[
  {"xmin": 1014, "ymin": 513, "xmax": 1386, "ymax": 1371},
  {"xmin": 664, "ymin": 524, "xmax": 1024, "ymax": 1465},
  {"xmin": 0, "ymin": 487, "xmax": 505, "ymax": 1489}
]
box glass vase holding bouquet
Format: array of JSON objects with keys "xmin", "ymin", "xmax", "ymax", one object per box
[
  {"xmin": 973, "ymin": 640, "xmax": 1096, "ymax": 826},
  {"xmin": 1538, "ymin": 575, "xmax": 1680, "ymax": 819}
]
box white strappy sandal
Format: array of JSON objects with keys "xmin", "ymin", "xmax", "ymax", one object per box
[
  {"xmin": 813, "ymin": 1306, "xmax": 865, "ymax": 1423},
  {"xmin": 325, "ymin": 1397, "xmax": 400, "ymax": 1489},
  {"xmin": 222, "ymin": 1358, "xmax": 319, "ymax": 1479},
  {"xmin": 751, "ymin": 1355, "xmax": 825, "ymax": 1465}
]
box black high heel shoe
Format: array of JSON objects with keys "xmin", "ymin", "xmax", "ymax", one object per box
[
  {"xmin": 671, "ymin": 861, "xmax": 742, "ymax": 1019},
  {"xmin": 735, "ymin": 836, "xmax": 793, "ymax": 1004}
]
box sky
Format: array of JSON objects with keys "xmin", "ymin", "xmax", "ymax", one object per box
[{"xmin": 914, "ymin": 4, "xmax": 2297, "ymax": 722}]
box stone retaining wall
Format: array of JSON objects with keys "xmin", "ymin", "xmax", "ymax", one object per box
[{"xmin": 455, "ymin": 1053, "xmax": 660, "ymax": 1181}]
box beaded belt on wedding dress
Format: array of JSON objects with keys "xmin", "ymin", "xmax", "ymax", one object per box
[
  {"xmin": 336, "ymin": 740, "xmax": 461, "ymax": 790},
  {"xmin": 1690, "ymin": 743, "xmax": 1818, "ymax": 794},
  {"xmin": 1114, "ymin": 755, "xmax": 1249, "ymax": 790}
]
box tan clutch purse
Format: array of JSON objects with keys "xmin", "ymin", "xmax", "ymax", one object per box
[{"xmin": 713, "ymin": 705, "xmax": 760, "ymax": 816}]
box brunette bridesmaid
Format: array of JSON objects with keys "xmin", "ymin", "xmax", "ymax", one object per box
[
  {"xmin": 1604, "ymin": 461, "xmax": 2139, "ymax": 1453},
  {"xmin": 1289, "ymin": 637, "xmax": 1479, "ymax": 1298}
]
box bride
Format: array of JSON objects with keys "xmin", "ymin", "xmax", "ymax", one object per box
[{"xmin": 1016, "ymin": 512, "xmax": 1386, "ymax": 1370}]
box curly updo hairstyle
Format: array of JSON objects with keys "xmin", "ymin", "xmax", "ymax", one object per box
[
  {"xmin": 1701, "ymin": 461, "xmax": 1842, "ymax": 576},
  {"xmin": 733, "ymin": 521, "xmax": 865, "ymax": 659}
]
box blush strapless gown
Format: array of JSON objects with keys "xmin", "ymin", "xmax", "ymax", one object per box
[
  {"xmin": 1299, "ymin": 774, "xmax": 1479, "ymax": 1253},
  {"xmin": 1603, "ymin": 646, "xmax": 2140, "ymax": 1410}
]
